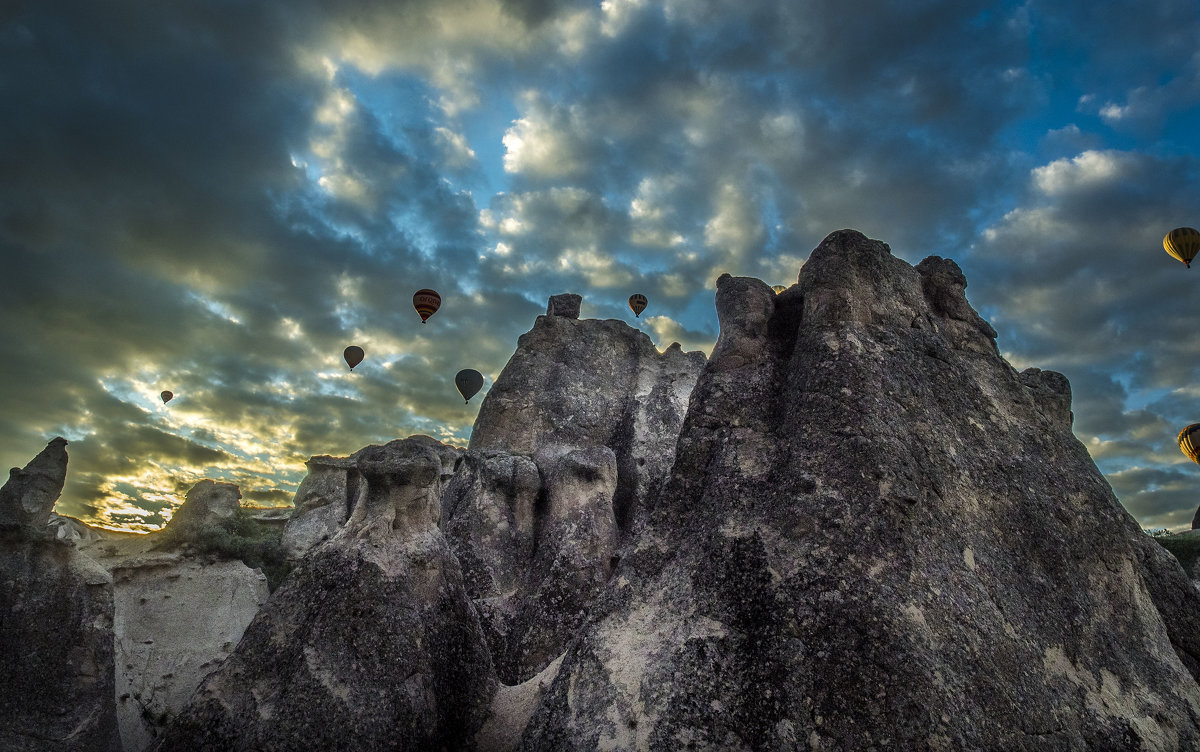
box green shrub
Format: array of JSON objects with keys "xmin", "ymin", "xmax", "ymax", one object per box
[
  {"xmin": 157, "ymin": 509, "xmax": 293, "ymax": 592},
  {"xmin": 1154, "ymin": 535, "xmax": 1200, "ymax": 576}
]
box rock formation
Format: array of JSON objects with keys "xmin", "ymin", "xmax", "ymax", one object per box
[
  {"xmin": 16, "ymin": 229, "xmax": 1200, "ymax": 751},
  {"xmin": 0, "ymin": 435, "xmax": 69, "ymax": 535},
  {"xmin": 469, "ymin": 302, "xmax": 706, "ymax": 528},
  {"xmin": 0, "ymin": 438, "xmax": 122, "ymax": 752},
  {"xmin": 111, "ymin": 556, "xmax": 269, "ymax": 752},
  {"xmin": 152, "ymin": 437, "xmax": 494, "ymax": 751},
  {"xmin": 519, "ymin": 230, "xmax": 1200, "ymax": 750},
  {"xmin": 438, "ymin": 305, "xmax": 705, "ymax": 684},
  {"xmin": 162, "ymin": 479, "xmax": 241, "ymax": 535}
]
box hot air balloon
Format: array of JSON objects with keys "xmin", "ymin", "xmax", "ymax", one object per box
[
  {"xmin": 628, "ymin": 294, "xmax": 648, "ymax": 318},
  {"xmin": 1179, "ymin": 424, "xmax": 1200, "ymax": 466},
  {"xmin": 160, "ymin": 390, "xmax": 173, "ymax": 404},
  {"xmin": 413, "ymin": 289, "xmax": 441, "ymax": 323},
  {"xmin": 772, "ymin": 285, "xmax": 787, "ymax": 294},
  {"xmin": 1164, "ymin": 228, "xmax": 1200, "ymax": 268},
  {"xmin": 344, "ymin": 345, "xmax": 365, "ymax": 370},
  {"xmin": 455, "ymin": 369, "xmax": 484, "ymax": 404}
]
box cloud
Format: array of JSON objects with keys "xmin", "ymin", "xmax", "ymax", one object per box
[{"xmin": 3, "ymin": 0, "xmax": 1199, "ymax": 534}]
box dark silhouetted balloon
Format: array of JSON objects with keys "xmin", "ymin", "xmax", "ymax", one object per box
[
  {"xmin": 772, "ymin": 285, "xmax": 787, "ymax": 294},
  {"xmin": 628, "ymin": 294, "xmax": 647, "ymax": 317},
  {"xmin": 160, "ymin": 390, "xmax": 173, "ymax": 404},
  {"xmin": 1164, "ymin": 228, "xmax": 1200, "ymax": 268},
  {"xmin": 344, "ymin": 346, "xmax": 365, "ymax": 370},
  {"xmin": 413, "ymin": 289, "xmax": 441, "ymax": 323},
  {"xmin": 455, "ymin": 369, "xmax": 484, "ymax": 404},
  {"xmin": 1180, "ymin": 424, "xmax": 1200, "ymax": 465}
]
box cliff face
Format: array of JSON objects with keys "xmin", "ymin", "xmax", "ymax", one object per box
[
  {"xmin": 0, "ymin": 438, "xmax": 122, "ymax": 752},
  {"xmin": 521, "ymin": 230, "xmax": 1200, "ymax": 750},
  {"xmin": 12, "ymin": 229, "xmax": 1200, "ymax": 751},
  {"xmin": 152, "ymin": 437, "xmax": 495, "ymax": 752}
]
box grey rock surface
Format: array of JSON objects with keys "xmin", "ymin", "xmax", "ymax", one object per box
[
  {"xmin": 111, "ymin": 556, "xmax": 269, "ymax": 752},
  {"xmin": 0, "ymin": 539, "xmax": 121, "ymax": 751},
  {"xmin": 0, "ymin": 436, "xmax": 69, "ymax": 534},
  {"xmin": 470, "ymin": 302, "xmax": 704, "ymax": 528},
  {"xmin": 154, "ymin": 437, "xmax": 495, "ymax": 752},
  {"xmin": 46, "ymin": 512, "xmax": 106, "ymax": 543},
  {"xmin": 280, "ymin": 454, "xmax": 359, "ymax": 558},
  {"xmin": 520, "ymin": 230, "xmax": 1200, "ymax": 751},
  {"xmin": 546, "ymin": 293, "xmax": 581, "ymax": 318},
  {"xmin": 163, "ymin": 479, "xmax": 241, "ymax": 535}
]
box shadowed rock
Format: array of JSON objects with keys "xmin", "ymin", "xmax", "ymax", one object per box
[
  {"xmin": 0, "ymin": 436, "xmax": 69, "ymax": 535},
  {"xmin": 546, "ymin": 293, "xmax": 582, "ymax": 318},
  {"xmin": 154, "ymin": 437, "xmax": 494, "ymax": 752},
  {"xmin": 520, "ymin": 229, "xmax": 1200, "ymax": 751},
  {"xmin": 162, "ymin": 479, "xmax": 241, "ymax": 536},
  {"xmin": 0, "ymin": 438, "xmax": 121, "ymax": 752},
  {"xmin": 470, "ymin": 301, "xmax": 705, "ymax": 528}
]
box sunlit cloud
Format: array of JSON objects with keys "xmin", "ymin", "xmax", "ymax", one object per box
[{"xmin": 3, "ymin": 0, "xmax": 1200, "ymax": 534}]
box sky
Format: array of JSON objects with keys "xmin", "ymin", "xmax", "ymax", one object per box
[{"xmin": 2, "ymin": 0, "xmax": 1199, "ymax": 533}]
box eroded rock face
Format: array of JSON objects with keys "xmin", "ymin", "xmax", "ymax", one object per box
[
  {"xmin": 0, "ymin": 438, "xmax": 120, "ymax": 752},
  {"xmin": 163, "ymin": 479, "xmax": 241, "ymax": 535},
  {"xmin": 154, "ymin": 437, "xmax": 494, "ymax": 752},
  {"xmin": 546, "ymin": 293, "xmax": 581, "ymax": 318},
  {"xmin": 111, "ymin": 556, "xmax": 269, "ymax": 752},
  {"xmin": 470, "ymin": 306, "xmax": 705, "ymax": 528},
  {"xmin": 0, "ymin": 436, "xmax": 69, "ymax": 534},
  {"xmin": 521, "ymin": 230, "xmax": 1200, "ymax": 751},
  {"xmin": 281, "ymin": 454, "xmax": 359, "ymax": 558},
  {"xmin": 0, "ymin": 541, "xmax": 120, "ymax": 751}
]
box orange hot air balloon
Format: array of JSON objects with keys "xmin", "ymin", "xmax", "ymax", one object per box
[
  {"xmin": 160, "ymin": 390, "xmax": 173, "ymax": 404},
  {"xmin": 455, "ymin": 369, "xmax": 484, "ymax": 404},
  {"xmin": 413, "ymin": 289, "xmax": 441, "ymax": 323},
  {"xmin": 344, "ymin": 345, "xmax": 365, "ymax": 370},
  {"xmin": 1164, "ymin": 228, "xmax": 1200, "ymax": 268},
  {"xmin": 772, "ymin": 285, "xmax": 787, "ymax": 294},
  {"xmin": 628, "ymin": 294, "xmax": 648, "ymax": 317},
  {"xmin": 1179, "ymin": 424, "xmax": 1200, "ymax": 466}
]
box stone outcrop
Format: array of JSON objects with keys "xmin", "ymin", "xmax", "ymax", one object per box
[
  {"xmin": 469, "ymin": 308, "xmax": 705, "ymax": 528},
  {"xmin": 281, "ymin": 454, "xmax": 359, "ymax": 558},
  {"xmin": 111, "ymin": 556, "xmax": 269, "ymax": 752},
  {"xmin": 20, "ymin": 230, "xmax": 1200, "ymax": 751},
  {"xmin": 518, "ymin": 230, "xmax": 1200, "ymax": 750},
  {"xmin": 439, "ymin": 305, "xmax": 704, "ymax": 685},
  {"xmin": 546, "ymin": 293, "xmax": 581, "ymax": 318},
  {"xmin": 0, "ymin": 439, "xmax": 121, "ymax": 752},
  {"xmin": 153, "ymin": 437, "xmax": 494, "ymax": 752},
  {"xmin": 282, "ymin": 435, "xmax": 463, "ymax": 560},
  {"xmin": 162, "ymin": 479, "xmax": 241, "ymax": 535},
  {"xmin": 0, "ymin": 436, "xmax": 69, "ymax": 535}
]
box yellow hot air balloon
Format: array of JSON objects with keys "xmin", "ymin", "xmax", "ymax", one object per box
[
  {"xmin": 772, "ymin": 285, "xmax": 787, "ymax": 294},
  {"xmin": 628, "ymin": 294, "xmax": 648, "ymax": 317},
  {"xmin": 1180, "ymin": 424, "xmax": 1200, "ymax": 466},
  {"xmin": 1164, "ymin": 228, "xmax": 1200, "ymax": 268},
  {"xmin": 344, "ymin": 345, "xmax": 365, "ymax": 370},
  {"xmin": 160, "ymin": 390, "xmax": 173, "ymax": 404},
  {"xmin": 455, "ymin": 369, "xmax": 484, "ymax": 403},
  {"xmin": 413, "ymin": 289, "xmax": 441, "ymax": 323}
]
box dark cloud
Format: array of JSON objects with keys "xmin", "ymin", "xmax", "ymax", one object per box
[{"xmin": 3, "ymin": 0, "xmax": 1198, "ymax": 530}]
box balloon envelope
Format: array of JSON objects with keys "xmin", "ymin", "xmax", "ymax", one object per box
[
  {"xmin": 628, "ymin": 293, "xmax": 648, "ymax": 317},
  {"xmin": 455, "ymin": 369, "xmax": 484, "ymax": 403},
  {"xmin": 413, "ymin": 289, "xmax": 441, "ymax": 323},
  {"xmin": 772, "ymin": 285, "xmax": 787, "ymax": 294},
  {"xmin": 344, "ymin": 345, "xmax": 365, "ymax": 370},
  {"xmin": 160, "ymin": 390, "xmax": 173, "ymax": 404},
  {"xmin": 1180, "ymin": 424, "xmax": 1200, "ymax": 465},
  {"xmin": 1164, "ymin": 228, "xmax": 1200, "ymax": 268}
]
